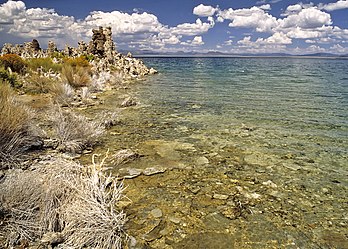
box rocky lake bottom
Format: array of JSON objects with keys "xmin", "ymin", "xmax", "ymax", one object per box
[{"xmin": 80, "ymin": 58, "xmax": 348, "ymax": 248}]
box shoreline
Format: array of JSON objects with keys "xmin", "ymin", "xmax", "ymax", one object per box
[
  {"xmin": 133, "ymin": 55, "xmax": 348, "ymax": 59},
  {"xmin": 0, "ymin": 26, "xmax": 157, "ymax": 248},
  {"xmin": 1, "ymin": 50, "xmax": 347, "ymax": 248}
]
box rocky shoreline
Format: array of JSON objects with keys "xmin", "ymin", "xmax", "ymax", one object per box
[
  {"xmin": 1, "ymin": 27, "xmax": 347, "ymax": 249},
  {"xmin": 0, "ymin": 27, "xmax": 157, "ymax": 248}
]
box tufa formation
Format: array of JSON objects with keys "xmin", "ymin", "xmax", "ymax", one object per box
[{"xmin": 1, "ymin": 26, "xmax": 157, "ymax": 77}]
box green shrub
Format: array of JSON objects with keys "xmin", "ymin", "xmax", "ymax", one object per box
[
  {"xmin": 26, "ymin": 57, "xmax": 62, "ymax": 73},
  {"xmin": 63, "ymin": 56, "xmax": 90, "ymax": 68},
  {"xmin": 0, "ymin": 54, "xmax": 27, "ymax": 74},
  {"xmin": 51, "ymin": 51, "xmax": 65, "ymax": 60},
  {"xmin": 84, "ymin": 54, "xmax": 95, "ymax": 62},
  {"xmin": 0, "ymin": 67, "xmax": 20, "ymax": 88}
]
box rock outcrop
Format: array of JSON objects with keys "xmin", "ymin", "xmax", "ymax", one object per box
[
  {"xmin": 47, "ymin": 41, "xmax": 58, "ymax": 55},
  {"xmin": 0, "ymin": 26, "xmax": 158, "ymax": 77}
]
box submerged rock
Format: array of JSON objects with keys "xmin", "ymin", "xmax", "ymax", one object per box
[
  {"xmin": 143, "ymin": 219, "xmax": 166, "ymax": 242},
  {"xmin": 111, "ymin": 149, "xmax": 140, "ymax": 166},
  {"xmin": 213, "ymin": 194, "xmax": 229, "ymax": 200},
  {"xmin": 119, "ymin": 168, "xmax": 142, "ymax": 179},
  {"xmin": 143, "ymin": 166, "xmax": 166, "ymax": 176},
  {"xmin": 196, "ymin": 156, "xmax": 209, "ymax": 165},
  {"xmin": 150, "ymin": 208, "xmax": 163, "ymax": 218},
  {"xmin": 121, "ymin": 97, "xmax": 137, "ymax": 107}
]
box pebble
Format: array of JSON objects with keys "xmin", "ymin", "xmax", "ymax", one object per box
[
  {"xmin": 262, "ymin": 180, "xmax": 278, "ymax": 188},
  {"xmin": 168, "ymin": 216, "xmax": 181, "ymax": 224},
  {"xmin": 213, "ymin": 194, "xmax": 229, "ymax": 200},
  {"xmin": 150, "ymin": 208, "xmax": 163, "ymax": 218},
  {"xmin": 188, "ymin": 185, "xmax": 201, "ymax": 194},
  {"xmin": 196, "ymin": 156, "xmax": 209, "ymax": 165}
]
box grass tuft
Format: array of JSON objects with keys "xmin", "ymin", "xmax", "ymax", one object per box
[
  {"xmin": 0, "ymin": 83, "xmax": 41, "ymax": 168},
  {"xmin": 61, "ymin": 64, "xmax": 91, "ymax": 88},
  {"xmin": 24, "ymin": 73, "xmax": 55, "ymax": 94},
  {"xmin": 0, "ymin": 66, "xmax": 20, "ymax": 88}
]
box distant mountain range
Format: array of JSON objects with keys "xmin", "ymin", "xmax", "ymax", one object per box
[{"xmin": 120, "ymin": 49, "xmax": 348, "ymax": 58}]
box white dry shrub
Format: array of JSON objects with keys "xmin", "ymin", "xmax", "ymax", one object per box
[
  {"xmin": 61, "ymin": 153, "xmax": 127, "ymax": 248},
  {"xmin": 51, "ymin": 82, "xmax": 75, "ymax": 105},
  {"xmin": 90, "ymin": 71, "xmax": 123, "ymax": 92},
  {"xmin": 96, "ymin": 110, "xmax": 120, "ymax": 129},
  {"xmin": 0, "ymin": 169, "xmax": 44, "ymax": 244},
  {"xmin": 111, "ymin": 71, "xmax": 124, "ymax": 85},
  {"xmin": 50, "ymin": 107, "xmax": 105, "ymax": 153},
  {"xmin": 90, "ymin": 71, "xmax": 111, "ymax": 92},
  {"xmin": 81, "ymin": 86, "xmax": 91, "ymax": 101},
  {"xmin": 0, "ymin": 154, "xmax": 127, "ymax": 248}
]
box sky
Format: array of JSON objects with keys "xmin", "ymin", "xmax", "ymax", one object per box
[{"xmin": 0, "ymin": 0, "xmax": 348, "ymax": 54}]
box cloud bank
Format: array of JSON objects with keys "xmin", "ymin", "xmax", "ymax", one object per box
[
  {"xmin": 0, "ymin": 0, "xmax": 347, "ymax": 54},
  {"xmin": 0, "ymin": 0, "xmax": 214, "ymax": 50}
]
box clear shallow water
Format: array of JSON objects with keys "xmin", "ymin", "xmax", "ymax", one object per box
[
  {"xmin": 138, "ymin": 57, "xmax": 347, "ymax": 177},
  {"xmin": 95, "ymin": 57, "xmax": 348, "ymax": 248}
]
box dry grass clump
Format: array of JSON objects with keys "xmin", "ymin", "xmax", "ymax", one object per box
[
  {"xmin": 0, "ymin": 169, "xmax": 44, "ymax": 244},
  {"xmin": 61, "ymin": 64, "xmax": 91, "ymax": 88},
  {"xmin": 0, "ymin": 154, "xmax": 127, "ymax": 248},
  {"xmin": 50, "ymin": 107, "xmax": 104, "ymax": 153},
  {"xmin": 24, "ymin": 73, "xmax": 55, "ymax": 94},
  {"xmin": 0, "ymin": 83, "xmax": 41, "ymax": 169}
]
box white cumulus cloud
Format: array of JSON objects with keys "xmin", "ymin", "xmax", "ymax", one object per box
[
  {"xmin": 181, "ymin": 36, "xmax": 204, "ymax": 46},
  {"xmin": 280, "ymin": 7, "xmax": 332, "ymax": 29},
  {"xmin": 319, "ymin": 0, "xmax": 348, "ymax": 11},
  {"xmin": 193, "ymin": 4, "xmax": 217, "ymax": 17},
  {"xmin": 217, "ymin": 6, "xmax": 278, "ymax": 33},
  {"xmin": 172, "ymin": 18, "xmax": 214, "ymax": 36}
]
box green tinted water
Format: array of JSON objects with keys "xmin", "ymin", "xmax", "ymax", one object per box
[{"xmin": 92, "ymin": 58, "xmax": 348, "ymax": 248}]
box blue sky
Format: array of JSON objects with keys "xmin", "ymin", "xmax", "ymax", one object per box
[{"xmin": 1, "ymin": 0, "xmax": 348, "ymax": 54}]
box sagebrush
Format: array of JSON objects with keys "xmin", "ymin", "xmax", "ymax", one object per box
[
  {"xmin": 0, "ymin": 155, "xmax": 127, "ymax": 249},
  {"xmin": 50, "ymin": 107, "xmax": 104, "ymax": 153}
]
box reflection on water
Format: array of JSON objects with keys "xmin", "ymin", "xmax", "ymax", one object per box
[{"xmin": 92, "ymin": 58, "xmax": 348, "ymax": 248}]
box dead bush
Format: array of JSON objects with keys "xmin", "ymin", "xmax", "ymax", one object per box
[
  {"xmin": 50, "ymin": 107, "xmax": 104, "ymax": 153},
  {"xmin": 0, "ymin": 154, "xmax": 127, "ymax": 249},
  {"xmin": 60, "ymin": 153, "xmax": 127, "ymax": 249}
]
